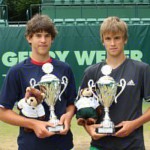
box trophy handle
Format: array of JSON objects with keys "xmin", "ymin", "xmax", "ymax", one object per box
[
  {"xmin": 30, "ymin": 78, "xmax": 38, "ymax": 87},
  {"xmin": 88, "ymin": 79, "xmax": 98, "ymax": 99},
  {"xmin": 75, "ymin": 86, "xmax": 81, "ymax": 101},
  {"xmin": 59, "ymin": 76, "xmax": 68, "ymax": 101},
  {"xmin": 115, "ymin": 79, "xmax": 126, "ymax": 103}
]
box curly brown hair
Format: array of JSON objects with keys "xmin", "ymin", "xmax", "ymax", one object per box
[{"xmin": 25, "ymin": 14, "xmax": 58, "ymax": 40}]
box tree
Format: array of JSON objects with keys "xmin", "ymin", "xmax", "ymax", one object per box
[{"xmin": 4, "ymin": 0, "xmax": 41, "ymax": 21}]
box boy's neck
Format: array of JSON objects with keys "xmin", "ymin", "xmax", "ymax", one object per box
[
  {"xmin": 30, "ymin": 52, "xmax": 51, "ymax": 63},
  {"xmin": 31, "ymin": 56, "xmax": 52, "ymax": 65},
  {"xmin": 106, "ymin": 54, "xmax": 126, "ymax": 69}
]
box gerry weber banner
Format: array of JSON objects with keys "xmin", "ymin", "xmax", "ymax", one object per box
[{"xmin": 0, "ymin": 25, "xmax": 150, "ymax": 89}]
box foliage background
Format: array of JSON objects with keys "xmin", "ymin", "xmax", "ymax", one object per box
[{"xmin": 3, "ymin": 0, "xmax": 41, "ymax": 21}]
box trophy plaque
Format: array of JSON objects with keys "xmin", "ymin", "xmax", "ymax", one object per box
[
  {"xmin": 38, "ymin": 63, "xmax": 68, "ymax": 132},
  {"xmin": 88, "ymin": 65, "xmax": 126, "ymax": 134}
]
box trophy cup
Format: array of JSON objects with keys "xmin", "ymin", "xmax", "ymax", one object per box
[
  {"xmin": 38, "ymin": 63, "xmax": 68, "ymax": 132},
  {"xmin": 88, "ymin": 65, "xmax": 126, "ymax": 134}
]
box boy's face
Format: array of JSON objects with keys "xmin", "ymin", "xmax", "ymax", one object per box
[
  {"xmin": 27, "ymin": 31, "xmax": 53, "ymax": 56},
  {"xmin": 102, "ymin": 32, "xmax": 127, "ymax": 57}
]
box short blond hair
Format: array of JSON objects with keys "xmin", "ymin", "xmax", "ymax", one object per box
[{"xmin": 100, "ymin": 16, "xmax": 128, "ymax": 42}]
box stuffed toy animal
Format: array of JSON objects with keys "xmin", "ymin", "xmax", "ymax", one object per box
[
  {"xmin": 75, "ymin": 88, "xmax": 101, "ymax": 126},
  {"xmin": 17, "ymin": 87, "xmax": 46, "ymax": 132}
]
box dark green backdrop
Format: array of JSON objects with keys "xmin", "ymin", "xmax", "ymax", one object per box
[{"xmin": 0, "ymin": 25, "xmax": 150, "ymax": 89}]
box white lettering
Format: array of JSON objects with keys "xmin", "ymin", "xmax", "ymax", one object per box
[
  {"xmin": 130, "ymin": 50, "xmax": 143, "ymax": 61},
  {"xmin": 74, "ymin": 51, "xmax": 96, "ymax": 65},
  {"xmin": 2, "ymin": 52, "xmax": 18, "ymax": 67},
  {"xmin": 49, "ymin": 51, "xmax": 56, "ymax": 58},
  {"xmin": 1, "ymin": 50, "xmax": 143, "ymax": 68},
  {"xmin": 18, "ymin": 51, "xmax": 29, "ymax": 62},
  {"xmin": 96, "ymin": 51, "xmax": 106, "ymax": 63},
  {"xmin": 55, "ymin": 51, "xmax": 69, "ymax": 62}
]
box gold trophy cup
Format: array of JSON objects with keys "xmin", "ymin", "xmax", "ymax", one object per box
[
  {"xmin": 88, "ymin": 65, "xmax": 126, "ymax": 134},
  {"xmin": 38, "ymin": 63, "xmax": 68, "ymax": 132}
]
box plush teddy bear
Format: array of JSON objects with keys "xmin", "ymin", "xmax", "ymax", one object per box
[
  {"xmin": 75, "ymin": 88, "xmax": 102, "ymax": 126},
  {"xmin": 17, "ymin": 87, "xmax": 46, "ymax": 132}
]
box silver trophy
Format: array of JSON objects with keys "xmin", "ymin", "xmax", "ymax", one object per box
[
  {"xmin": 38, "ymin": 63, "xmax": 68, "ymax": 132},
  {"xmin": 88, "ymin": 65, "xmax": 126, "ymax": 134}
]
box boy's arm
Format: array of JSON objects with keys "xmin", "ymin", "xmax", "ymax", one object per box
[
  {"xmin": 115, "ymin": 107, "xmax": 150, "ymax": 137},
  {"xmin": 59, "ymin": 104, "xmax": 76, "ymax": 135},
  {"xmin": 0, "ymin": 107, "xmax": 55, "ymax": 138}
]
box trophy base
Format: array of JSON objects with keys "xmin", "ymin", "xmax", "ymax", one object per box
[
  {"xmin": 47, "ymin": 125, "xmax": 64, "ymax": 132},
  {"xmin": 96, "ymin": 127, "xmax": 115, "ymax": 134}
]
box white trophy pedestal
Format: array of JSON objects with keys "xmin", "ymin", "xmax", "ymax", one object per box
[
  {"xmin": 47, "ymin": 125, "xmax": 64, "ymax": 132},
  {"xmin": 96, "ymin": 120, "xmax": 115, "ymax": 134},
  {"xmin": 47, "ymin": 118, "xmax": 64, "ymax": 132},
  {"xmin": 97, "ymin": 127, "xmax": 115, "ymax": 134}
]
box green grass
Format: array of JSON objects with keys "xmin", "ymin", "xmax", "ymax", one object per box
[
  {"xmin": 143, "ymin": 101, "xmax": 150, "ymax": 130},
  {"xmin": 0, "ymin": 107, "xmax": 90, "ymax": 150},
  {"xmin": 0, "ymin": 102, "xmax": 150, "ymax": 150}
]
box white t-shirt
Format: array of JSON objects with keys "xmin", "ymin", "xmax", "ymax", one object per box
[{"xmin": 75, "ymin": 97, "xmax": 99, "ymax": 110}]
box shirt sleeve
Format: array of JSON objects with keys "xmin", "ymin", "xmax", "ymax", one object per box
[
  {"xmin": 143, "ymin": 64, "xmax": 150, "ymax": 102},
  {"xmin": 80, "ymin": 67, "xmax": 94, "ymax": 89},
  {"xmin": 65, "ymin": 66, "xmax": 77, "ymax": 106},
  {"xmin": 0, "ymin": 67, "xmax": 23, "ymax": 109}
]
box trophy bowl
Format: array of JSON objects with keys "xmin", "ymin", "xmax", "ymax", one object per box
[
  {"xmin": 88, "ymin": 65, "xmax": 126, "ymax": 134},
  {"xmin": 95, "ymin": 75, "xmax": 117, "ymax": 134},
  {"xmin": 38, "ymin": 63, "xmax": 68, "ymax": 132}
]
